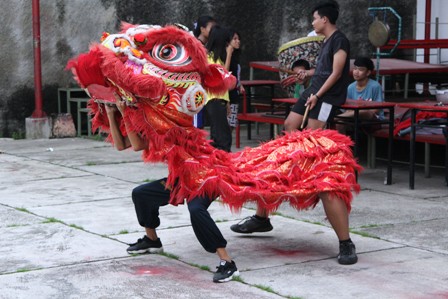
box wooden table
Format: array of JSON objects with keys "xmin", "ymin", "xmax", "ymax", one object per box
[
  {"xmin": 397, "ymin": 102, "xmax": 448, "ymax": 189},
  {"xmin": 250, "ymin": 58, "xmax": 448, "ymax": 98}
]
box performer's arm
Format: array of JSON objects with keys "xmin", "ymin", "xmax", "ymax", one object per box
[
  {"xmin": 306, "ymin": 49, "xmax": 347, "ymax": 109},
  {"xmin": 224, "ymin": 44, "xmax": 233, "ymax": 71},
  {"xmin": 296, "ymin": 68, "xmax": 315, "ymax": 82},
  {"xmin": 115, "ymin": 98, "xmax": 148, "ymax": 151},
  {"xmin": 105, "ymin": 104, "xmax": 131, "ymax": 151}
]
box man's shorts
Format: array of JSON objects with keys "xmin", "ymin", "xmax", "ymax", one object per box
[{"xmin": 291, "ymin": 97, "xmax": 339, "ymax": 123}]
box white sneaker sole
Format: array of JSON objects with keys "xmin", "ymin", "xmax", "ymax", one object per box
[
  {"xmin": 214, "ymin": 270, "xmax": 240, "ymax": 283},
  {"xmin": 127, "ymin": 247, "xmax": 164, "ymax": 254}
]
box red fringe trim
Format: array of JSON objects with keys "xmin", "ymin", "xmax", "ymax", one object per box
[
  {"xmin": 66, "ymin": 45, "xmax": 107, "ymax": 88},
  {"xmin": 87, "ymin": 103, "xmax": 361, "ymax": 213}
]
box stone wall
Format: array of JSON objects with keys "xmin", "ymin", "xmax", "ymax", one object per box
[{"xmin": 0, "ymin": 0, "xmax": 416, "ymax": 136}]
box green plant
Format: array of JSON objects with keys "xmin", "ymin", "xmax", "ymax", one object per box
[
  {"xmin": 86, "ymin": 161, "xmax": 97, "ymax": 166},
  {"xmin": 6, "ymin": 224, "xmax": 23, "ymax": 227},
  {"xmin": 90, "ymin": 133, "xmax": 105, "ymax": 141},
  {"xmin": 191, "ymin": 263, "xmax": 210, "ymax": 271},
  {"xmin": 118, "ymin": 229, "xmax": 129, "ymax": 234},
  {"xmin": 199, "ymin": 265, "xmax": 210, "ymax": 271},
  {"xmin": 69, "ymin": 224, "xmax": 84, "ymax": 230},
  {"xmin": 42, "ymin": 217, "xmax": 63, "ymax": 224},
  {"xmin": 302, "ymin": 219, "xmax": 325, "ymax": 226},
  {"xmin": 12, "ymin": 131, "xmax": 25, "ymax": 140},
  {"xmin": 159, "ymin": 252, "xmax": 179, "ymax": 260},
  {"xmin": 359, "ymin": 224, "xmax": 380, "ymax": 229},
  {"xmin": 15, "ymin": 207, "xmax": 30, "ymax": 213},
  {"xmin": 350, "ymin": 229, "xmax": 379, "ymax": 239},
  {"xmin": 254, "ymin": 284, "xmax": 275, "ymax": 293}
]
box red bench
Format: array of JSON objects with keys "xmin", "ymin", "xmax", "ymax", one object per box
[
  {"xmin": 235, "ymin": 113, "xmax": 285, "ymax": 148},
  {"xmin": 368, "ymin": 128, "xmax": 446, "ymax": 177},
  {"xmin": 240, "ymin": 80, "xmax": 280, "ymax": 113}
]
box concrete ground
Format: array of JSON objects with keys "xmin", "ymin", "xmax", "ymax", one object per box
[{"xmin": 1, "ymin": 125, "xmax": 448, "ymax": 299}]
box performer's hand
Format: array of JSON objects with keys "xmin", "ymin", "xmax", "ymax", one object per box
[
  {"xmin": 114, "ymin": 93, "xmax": 126, "ymax": 115},
  {"xmin": 104, "ymin": 103, "xmax": 117, "ymax": 115},
  {"xmin": 296, "ymin": 70, "xmax": 308, "ymax": 82},
  {"xmin": 305, "ymin": 94, "xmax": 318, "ymax": 110},
  {"xmin": 116, "ymin": 100, "xmax": 126, "ymax": 115},
  {"xmin": 226, "ymin": 44, "xmax": 234, "ymax": 57}
]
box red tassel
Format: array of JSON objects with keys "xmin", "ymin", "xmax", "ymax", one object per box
[
  {"xmin": 66, "ymin": 45, "xmax": 106, "ymax": 88},
  {"xmin": 203, "ymin": 64, "xmax": 237, "ymax": 95}
]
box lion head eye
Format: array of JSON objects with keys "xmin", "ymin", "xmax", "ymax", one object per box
[
  {"xmin": 151, "ymin": 43, "xmax": 191, "ymax": 66},
  {"xmin": 162, "ymin": 47, "xmax": 171, "ymax": 57}
]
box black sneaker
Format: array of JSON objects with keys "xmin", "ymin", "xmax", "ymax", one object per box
[
  {"xmin": 213, "ymin": 260, "xmax": 239, "ymax": 283},
  {"xmin": 230, "ymin": 216, "xmax": 273, "ymax": 234},
  {"xmin": 338, "ymin": 240, "xmax": 358, "ymax": 265},
  {"xmin": 127, "ymin": 236, "xmax": 163, "ymax": 254}
]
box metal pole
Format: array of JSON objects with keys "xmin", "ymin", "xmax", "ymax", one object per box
[
  {"xmin": 376, "ymin": 47, "xmax": 380, "ymax": 82},
  {"xmin": 424, "ymin": 0, "xmax": 431, "ymax": 64},
  {"xmin": 31, "ymin": 0, "xmax": 45, "ymax": 118},
  {"xmin": 436, "ymin": 17, "xmax": 440, "ymax": 64}
]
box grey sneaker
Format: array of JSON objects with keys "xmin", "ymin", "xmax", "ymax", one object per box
[
  {"xmin": 213, "ymin": 260, "xmax": 239, "ymax": 283},
  {"xmin": 338, "ymin": 240, "xmax": 358, "ymax": 265},
  {"xmin": 230, "ymin": 216, "xmax": 273, "ymax": 234},
  {"xmin": 127, "ymin": 236, "xmax": 163, "ymax": 254}
]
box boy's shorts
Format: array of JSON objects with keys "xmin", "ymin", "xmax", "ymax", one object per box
[{"xmin": 291, "ymin": 97, "xmax": 339, "ymax": 123}]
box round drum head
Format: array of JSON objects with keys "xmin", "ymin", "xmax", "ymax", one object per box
[
  {"xmin": 368, "ymin": 20, "xmax": 390, "ymax": 47},
  {"xmin": 277, "ymin": 36, "xmax": 324, "ymax": 97}
]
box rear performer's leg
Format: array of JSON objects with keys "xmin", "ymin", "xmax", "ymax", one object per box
[{"xmin": 188, "ymin": 196, "xmax": 239, "ymax": 282}]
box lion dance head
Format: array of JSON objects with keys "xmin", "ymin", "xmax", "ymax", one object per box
[{"xmin": 67, "ymin": 23, "xmax": 235, "ymax": 134}]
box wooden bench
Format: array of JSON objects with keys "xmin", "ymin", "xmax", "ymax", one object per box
[
  {"xmin": 368, "ymin": 127, "xmax": 446, "ymax": 177},
  {"xmin": 236, "ymin": 112, "xmax": 285, "ymax": 148}
]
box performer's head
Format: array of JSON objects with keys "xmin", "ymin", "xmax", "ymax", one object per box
[
  {"xmin": 291, "ymin": 59, "xmax": 311, "ymax": 72},
  {"xmin": 206, "ymin": 25, "xmax": 232, "ymax": 63},
  {"xmin": 193, "ymin": 15, "xmax": 217, "ymax": 45},
  {"xmin": 291, "ymin": 59, "xmax": 311, "ymax": 85},
  {"xmin": 354, "ymin": 56, "xmax": 374, "ymax": 71},
  {"xmin": 312, "ymin": 0, "xmax": 339, "ymax": 35},
  {"xmin": 353, "ymin": 56, "xmax": 374, "ymax": 81},
  {"xmin": 228, "ymin": 28, "xmax": 241, "ymax": 51}
]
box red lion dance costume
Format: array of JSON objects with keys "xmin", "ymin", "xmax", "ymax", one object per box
[{"xmin": 67, "ymin": 23, "xmax": 361, "ymax": 213}]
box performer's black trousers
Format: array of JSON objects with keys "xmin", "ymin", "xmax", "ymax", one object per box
[
  {"xmin": 131, "ymin": 178, "xmax": 227, "ymax": 253},
  {"xmin": 205, "ymin": 99, "xmax": 232, "ymax": 152}
]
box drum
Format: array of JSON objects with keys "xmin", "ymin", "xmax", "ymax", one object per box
[{"xmin": 277, "ymin": 36, "xmax": 324, "ymax": 97}]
